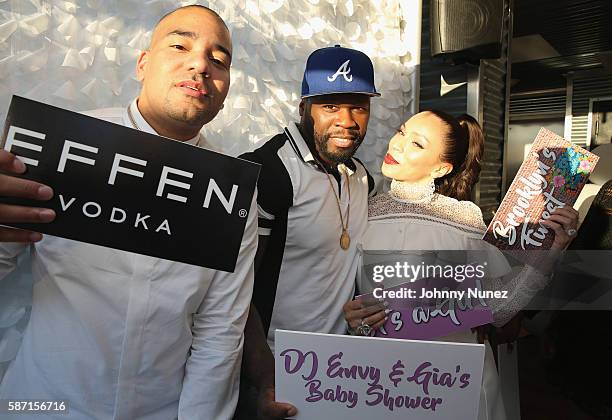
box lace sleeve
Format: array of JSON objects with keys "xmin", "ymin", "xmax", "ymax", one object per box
[{"xmin": 483, "ymin": 265, "xmax": 551, "ymax": 327}]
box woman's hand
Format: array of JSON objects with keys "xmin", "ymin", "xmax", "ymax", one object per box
[
  {"xmin": 343, "ymin": 297, "xmax": 389, "ymax": 336},
  {"xmin": 541, "ymin": 205, "xmax": 580, "ymax": 250}
]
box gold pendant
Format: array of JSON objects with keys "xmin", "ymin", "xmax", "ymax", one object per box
[{"xmin": 340, "ymin": 229, "xmax": 351, "ymax": 250}]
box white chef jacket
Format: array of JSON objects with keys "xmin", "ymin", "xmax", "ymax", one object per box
[{"xmin": 0, "ymin": 100, "xmax": 257, "ymax": 420}]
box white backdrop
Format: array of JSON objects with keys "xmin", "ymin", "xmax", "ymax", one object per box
[
  {"xmin": 0, "ymin": 0, "xmax": 421, "ymax": 371},
  {"xmin": 0, "ymin": 0, "xmax": 420, "ymax": 171}
]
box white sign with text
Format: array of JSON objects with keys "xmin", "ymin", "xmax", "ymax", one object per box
[{"xmin": 275, "ymin": 330, "xmax": 485, "ymax": 420}]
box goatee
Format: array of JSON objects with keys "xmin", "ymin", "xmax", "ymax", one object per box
[{"xmin": 315, "ymin": 131, "xmax": 363, "ymax": 164}]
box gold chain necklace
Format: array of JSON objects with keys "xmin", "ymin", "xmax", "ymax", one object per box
[{"xmin": 317, "ymin": 161, "xmax": 351, "ymax": 250}]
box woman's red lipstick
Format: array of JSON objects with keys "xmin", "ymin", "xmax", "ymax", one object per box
[{"xmin": 384, "ymin": 153, "xmax": 399, "ymax": 164}]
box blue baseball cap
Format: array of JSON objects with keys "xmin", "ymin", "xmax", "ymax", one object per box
[{"xmin": 301, "ymin": 45, "xmax": 380, "ymax": 98}]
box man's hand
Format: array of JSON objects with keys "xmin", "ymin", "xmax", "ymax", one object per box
[
  {"xmin": 257, "ymin": 386, "xmax": 297, "ymax": 420},
  {"xmin": 240, "ymin": 305, "xmax": 297, "ymax": 419},
  {"xmin": 0, "ymin": 150, "xmax": 55, "ymax": 242}
]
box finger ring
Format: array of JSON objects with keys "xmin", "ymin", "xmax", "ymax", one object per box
[
  {"xmin": 566, "ymin": 228, "xmax": 577, "ymax": 237},
  {"xmin": 356, "ymin": 319, "xmax": 372, "ymax": 336}
]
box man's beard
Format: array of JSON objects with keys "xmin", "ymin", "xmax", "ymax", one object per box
[
  {"xmin": 163, "ymin": 86, "xmax": 219, "ymax": 127},
  {"xmin": 164, "ymin": 101, "xmax": 208, "ymax": 126},
  {"xmin": 314, "ymin": 130, "xmax": 364, "ymax": 164}
]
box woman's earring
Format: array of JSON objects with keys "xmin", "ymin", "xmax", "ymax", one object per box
[{"xmin": 428, "ymin": 178, "xmax": 436, "ymax": 194}]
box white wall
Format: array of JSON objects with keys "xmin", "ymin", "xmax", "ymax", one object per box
[
  {"xmin": 0, "ymin": 0, "xmax": 421, "ymax": 375},
  {"xmin": 0, "ymin": 0, "xmax": 420, "ymax": 176}
]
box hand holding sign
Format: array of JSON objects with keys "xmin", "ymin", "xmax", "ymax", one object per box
[
  {"xmin": 343, "ymin": 297, "xmax": 388, "ymax": 335},
  {"xmin": 257, "ymin": 386, "xmax": 298, "ymax": 420},
  {"xmin": 484, "ymin": 128, "xmax": 597, "ymax": 253},
  {"xmin": 0, "ymin": 149, "xmax": 55, "ymax": 242},
  {"xmin": 0, "ymin": 96, "xmax": 260, "ymax": 270},
  {"xmin": 541, "ymin": 205, "xmax": 579, "ymax": 250}
]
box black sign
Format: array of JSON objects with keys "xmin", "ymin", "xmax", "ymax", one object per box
[{"xmin": 0, "ymin": 96, "xmax": 260, "ymax": 272}]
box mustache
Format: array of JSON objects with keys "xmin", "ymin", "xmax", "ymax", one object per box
[
  {"xmin": 325, "ymin": 129, "xmax": 361, "ymax": 139},
  {"xmin": 190, "ymin": 74, "xmax": 206, "ymax": 84}
]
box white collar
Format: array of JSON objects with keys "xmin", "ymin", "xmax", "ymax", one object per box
[{"xmin": 127, "ymin": 98, "xmax": 205, "ymax": 147}]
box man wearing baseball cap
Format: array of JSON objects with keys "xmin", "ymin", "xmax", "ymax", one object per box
[{"xmin": 236, "ymin": 45, "xmax": 380, "ymax": 419}]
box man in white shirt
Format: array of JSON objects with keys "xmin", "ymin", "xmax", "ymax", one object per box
[
  {"xmin": 0, "ymin": 5, "xmax": 257, "ymax": 419},
  {"xmin": 236, "ymin": 45, "xmax": 380, "ymax": 419}
]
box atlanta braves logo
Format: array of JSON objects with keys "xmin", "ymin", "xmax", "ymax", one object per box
[{"xmin": 327, "ymin": 60, "xmax": 353, "ymax": 82}]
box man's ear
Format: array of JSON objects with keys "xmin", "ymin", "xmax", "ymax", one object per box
[
  {"xmin": 432, "ymin": 162, "xmax": 453, "ymax": 179},
  {"xmin": 136, "ymin": 50, "xmax": 149, "ymax": 82}
]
